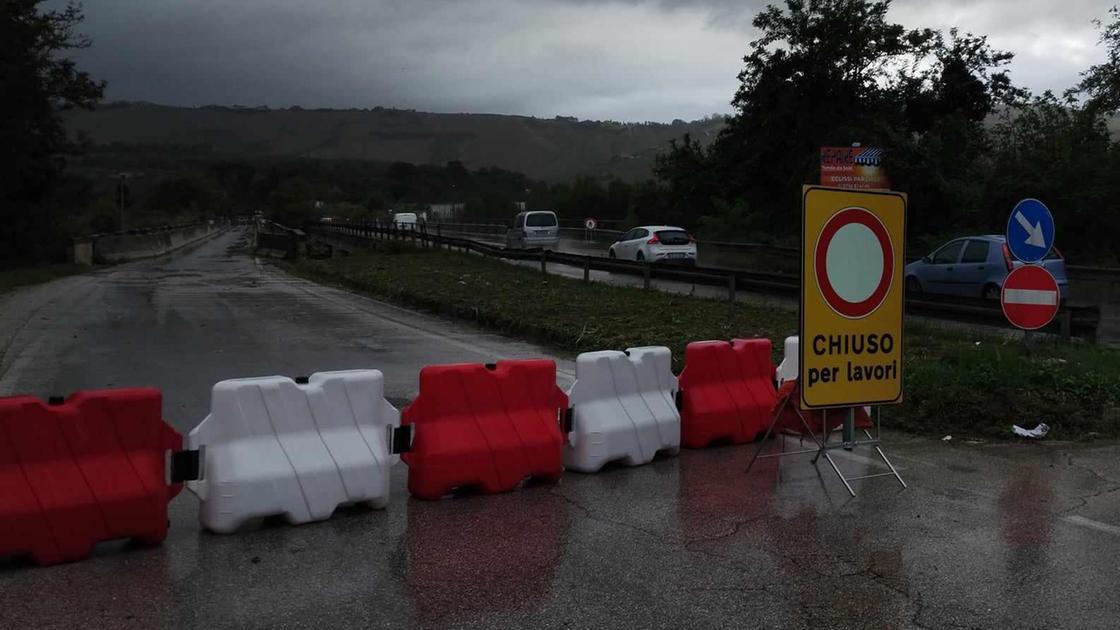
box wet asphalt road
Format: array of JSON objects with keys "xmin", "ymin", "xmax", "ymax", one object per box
[{"xmin": 2, "ymin": 228, "xmax": 1119, "ymax": 629}]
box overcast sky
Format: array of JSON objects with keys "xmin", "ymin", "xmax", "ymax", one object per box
[{"xmin": 54, "ymin": 0, "xmax": 1113, "ymax": 122}]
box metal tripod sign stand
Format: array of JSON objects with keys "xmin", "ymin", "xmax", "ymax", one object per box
[{"xmin": 746, "ymin": 186, "xmax": 909, "ymax": 496}]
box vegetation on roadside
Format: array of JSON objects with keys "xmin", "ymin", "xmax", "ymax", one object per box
[
  {"xmin": 287, "ymin": 246, "xmax": 1120, "ymax": 441},
  {"xmin": 2, "ymin": 1, "xmax": 105, "ymax": 265},
  {"xmin": 0, "ymin": 263, "xmax": 90, "ymax": 295},
  {"xmin": 654, "ymin": 1, "xmax": 1120, "ymax": 264}
]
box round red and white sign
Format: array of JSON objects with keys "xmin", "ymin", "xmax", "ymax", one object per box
[
  {"xmin": 1001, "ymin": 265, "xmax": 1061, "ymax": 330},
  {"xmin": 813, "ymin": 207, "xmax": 894, "ymax": 319},
  {"xmin": 584, "ymin": 217, "xmax": 598, "ymax": 230}
]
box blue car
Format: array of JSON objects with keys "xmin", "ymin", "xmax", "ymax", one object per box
[{"xmin": 904, "ymin": 235, "xmax": 1068, "ymax": 300}]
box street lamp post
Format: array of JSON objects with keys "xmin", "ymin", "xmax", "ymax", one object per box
[{"xmin": 109, "ymin": 172, "xmax": 141, "ymax": 230}]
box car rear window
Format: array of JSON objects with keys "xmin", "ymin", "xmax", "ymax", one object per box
[
  {"xmin": 931, "ymin": 241, "xmax": 964, "ymax": 264},
  {"xmin": 961, "ymin": 240, "xmax": 989, "ymax": 263},
  {"xmin": 526, "ymin": 213, "xmax": 557, "ymax": 227},
  {"xmin": 656, "ymin": 230, "xmax": 690, "ymax": 245}
]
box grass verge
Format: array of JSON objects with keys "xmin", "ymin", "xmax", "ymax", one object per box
[
  {"xmin": 285, "ymin": 246, "xmax": 1120, "ymax": 440},
  {"xmin": 0, "ymin": 263, "xmax": 90, "ymax": 296}
]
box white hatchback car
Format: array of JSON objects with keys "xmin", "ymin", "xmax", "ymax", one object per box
[{"xmin": 608, "ymin": 225, "xmax": 697, "ymax": 265}]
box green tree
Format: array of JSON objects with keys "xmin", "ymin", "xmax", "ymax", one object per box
[
  {"xmin": 985, "ymin": 93, "xmax": 1120, "ymax": 262},
  {"xmin": 654, "ymin": 0, "xmax": 1020, "ymax": 246},
  {"xmin": 715, "ymin": 0, "xmax": 931, "ymax": 234},
  {"xmin": 626, "ymin": 180, "xmax": 672, "ymax": 227},
  {"xmin": 269, "ymin": 177, "xmax": 316, "ymax": 226},
  {"xmin": 462, "ymin": 191, "xmax": 515, "ymax": 222},
  {"xmin": 889, "ymin": 30, "xmax": 1018, "ymax": 237},
  {"xmin": 652, "ymin": 133, "xmax": 717, "ymax": 227},
  {"xmin": 145, "ymin": 174, "xmax": 226, "ymax": 223},
  {"xmin": 364, "ymin": 191, "xmax": 387, "ymax": 212},
  {"xmin": 899, "ymin": 29, "xmax": 1020, "ymax": 133},
  {"xmin": 1075, "ymin": 6, "xmax": 1120, "ymax": 113},
  {"xmin": 208, "ymin": 161, "xmax": 257, "ymax": 214},
  {"xmin": 1, "ymin": 1, "xmax": 105, "ymax": 264}
]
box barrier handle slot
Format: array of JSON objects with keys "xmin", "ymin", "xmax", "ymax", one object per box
[
  {"xmin": 170, "ymin": 449, "xmax": 202, "ymax": 482},
  {"xmin": 388, "ymin": 425, "xmax": 414, "ymax": 454},
  {"xmin": 560, "ymin": 408, "xmax": 574, "ymax": 434},
  {"xmin": 674, "ymin": 390, "xmax": 683, "ymax": 411}
]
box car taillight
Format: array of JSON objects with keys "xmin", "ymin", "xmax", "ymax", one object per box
[
  {"xmin": 647, "ymin": 234, "xmax": 660, "ymax": 245},
  {"xmin": 1001, "ymin": 243, "xmax": 1013, "ymax": 271}
]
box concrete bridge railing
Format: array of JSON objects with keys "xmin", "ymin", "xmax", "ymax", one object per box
[{"xmin": 71, "ymin": 222, "xmax": 224, "ymax": 265}]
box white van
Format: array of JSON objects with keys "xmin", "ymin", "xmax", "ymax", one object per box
[
  {"xmin": 393, "ymin": 212, "xmax": 419, "ymax": 229},
  {"xmin": 505, "ymin": 210, "xmax": 560, "ymax": 250}
]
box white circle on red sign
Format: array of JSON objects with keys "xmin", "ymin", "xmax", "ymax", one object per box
[
  {"xmin": 1001, "ymin": 264, "xmax": 1061, "ymax": 330},
  {"xmin": 814, "ymin": 207, "xmax": 894, "ymax": 319}
]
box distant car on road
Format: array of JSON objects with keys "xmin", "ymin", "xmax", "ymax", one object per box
[
  {"xmin": 608, "ymin": 225, "xmax": 697, "ymax": 265},
  {"xmin": 506, "ymin": 210, "xmax": 560, "ymax": 250},
  {"xmin": 393, "ymin": 212, "xmax": 419, "ymax": 229},
  {"xmin": 905, "ymin": 235, "xmax": 1068, "ymax": 299}
]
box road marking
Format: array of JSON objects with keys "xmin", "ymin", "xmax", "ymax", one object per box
[
  {"xmin": 1062, "ymin": 515, "xmax": 1120, "ymax": 537},
  {"xmin": 1003, "ymin": 288, "xmax": 1057, "ymax": 305}
]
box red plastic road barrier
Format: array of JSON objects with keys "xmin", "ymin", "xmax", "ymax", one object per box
[
  {"xmin": 0, "ymin": 389, "xmax": 182, "ymax": 565},
  {"xmin": 402, "ymin": 360, "xmax": 567, "ymax": 500},
  {"xmin": 677, "ymin": 339, "xmax": 777, "ymax": 448},
  {"xmin": 772, "ymin": 380, "xmax": 872, "ymax": 435}
]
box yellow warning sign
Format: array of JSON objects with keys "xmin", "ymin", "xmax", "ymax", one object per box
[{"xmin": 800, "ymin": 186, "xmax": 906, "ymax": 408}]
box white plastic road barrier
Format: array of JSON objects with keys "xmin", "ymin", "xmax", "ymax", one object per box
[
  {"xmin": 776, "ymin": 336, "xmax": 799, "ymax": 385},
  {"xmin": 186, "ymin": 370, "xmax": 399, "ymax": 533},
  {"xmin": 775, "ymin": 336, "xmax": 871, "ymax": 416},
  {"xmin": 565, "ymin": 346, "xmax": 680, "ymax": 473}
]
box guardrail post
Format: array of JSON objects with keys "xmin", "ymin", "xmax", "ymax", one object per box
[
  {"xmin": 1059, "ymin": 309, "xmax": 1072, "ymax": 341},
  {"xmin": 437, "ymin": 225, "xmax": 443, "ymax": 250},
  {"xmin": 540, "ymin": 250, "xmax": 548, "ymax": 274},
  {"xmin": 583, "ymin": 256, "xmax": 590, "ymax": 283},
  {"xmin": 728, "ymin": 275, "xmax": 736, "ymax": 302},
  {"xmin": 643, "ymin": 262, "xmax": 651, "ymax": 289}
]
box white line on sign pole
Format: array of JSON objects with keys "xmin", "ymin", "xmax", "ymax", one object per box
[{"xmin": 1003, "ymin": 288, "xmax": 1058, "ymax": 305}]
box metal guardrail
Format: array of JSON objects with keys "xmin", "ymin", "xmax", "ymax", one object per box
[
  {"xmin": 1066, "ymin": 265, "xmax": 1120, "ymax": 282},
  {"xmin": 426, "ymin": 221, "xmax": 1120, "ymax": 281},
  {"xmin": 307, "ymin": 222, "xmax": 1101, "ymax": 341}
]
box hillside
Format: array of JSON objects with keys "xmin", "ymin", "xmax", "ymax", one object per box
[{"xmin": 64, "ymin": 102, "xmax": 726, "ymax": 181}]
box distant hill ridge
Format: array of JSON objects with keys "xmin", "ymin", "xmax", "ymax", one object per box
[{"xmin": 64, "ymin": 102, "xmax": 727, "ymax": 181}]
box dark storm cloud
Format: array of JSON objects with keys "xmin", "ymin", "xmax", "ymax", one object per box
[{"xmin": 52, "ymin": 0, "xmax": 1110, "ymax": 121}]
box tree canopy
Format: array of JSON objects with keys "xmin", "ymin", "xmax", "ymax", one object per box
[
  {"xmin": 653, "ymin": 0, "xmax": 1120, "ymax": 262},
  {"xmin": 1076, "ymin": 6, "xmax": 1120, "ymax": 114},
  {"xmin": 2, "ymin": 1, "xmax": 104, "ymax": 264}
]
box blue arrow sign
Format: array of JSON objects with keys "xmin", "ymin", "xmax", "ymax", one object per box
[{"xmin": 1005, "ymin": 198, "xmax": 1055, "ymax": 263}]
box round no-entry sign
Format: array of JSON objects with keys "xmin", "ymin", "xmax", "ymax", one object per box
[
  {"xmin": 813, "ymin": 207, "xmax": 894, "ymax": 319},
  {"xmin": 1001, "ymin": 265, "xmax": 1061, "ymax": 330}
]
